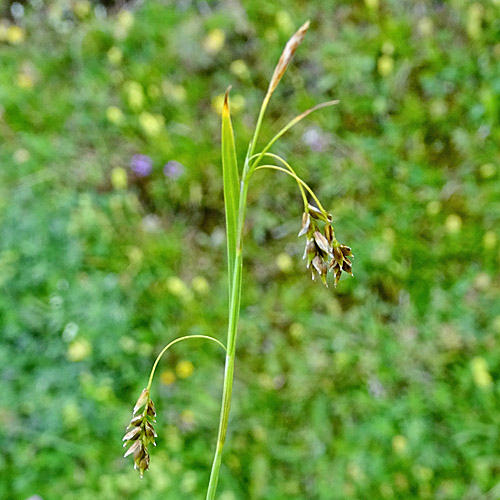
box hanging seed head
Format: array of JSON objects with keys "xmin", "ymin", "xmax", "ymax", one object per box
[
  {"xmin": 298, "ymin": 210, "xmax": 353, "ymax": 287},
  {"xmin": 123, "ymin": 388, "xmax": 158, "ymax": 478}
]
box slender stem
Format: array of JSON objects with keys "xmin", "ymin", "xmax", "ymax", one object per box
[
  {"xmin": 146, "ymin": 335, "xmax": 226, "ymax": 391},
  {"xmin": 248, "ymin": 93, "xmax": 271, "ymax": 159},
  {"xmin": 206, "ymin": 99, "xmax": 335, "ymax": 499},
  {"xmin": 206, "ymin": 167, "xmax": 250, "ymax": 500}
]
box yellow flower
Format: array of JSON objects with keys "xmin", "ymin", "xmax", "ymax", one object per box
[
  {"xmin": 483, "ymin": 231, "xmax": 497, "ymax": 249},
  {"xmin": 106, "ymin": 106, "xmax": 124, "ymax": 125},
  {"xmin": 17, "ymin": 73, "xmax": 34, "ymax": 89},
  {"xmin": 471, "ymin": 357, "xmax": 493, "ymax": 389},
  {"xmin": 276, "ymin": 252, "xmax": 293, "ymax": 273},
  {"xmin": 117, "ymin": 10, "xmax": 134, "ymax": 30},
  {"xmin": 479, "ymin": 163, "xmax": 496, "ymax": 179},
  {"xmin": 111, "ymin": 167, "xmax": 127, "ymax": 190},
  {"xmin": 73, "ymin": 0, "xmax": 91, "ymax": 19},
  {"xmin": 176, "ymin": 360, "xmax": 194, "ymax": 379},
  {"xmin": 139, "ymin": 112, "xmax": 164, "ymax": 137},
  {"xmin": 7, "ymin": 25, "xmax": 25, "ymax": 45},
  {"xmin": 276, "ymin": 11, "xmax": 294, "ymax": 33},
  {"xmin": 230, "ymin": 60, "xmax": 249, "ymax": 79},
  {"xmin": 467, "ymin": 3, "xmax": 483, "ymax": 40},
  {"xmin": 160, "ymin": 370, "xmax": 176, "ymax": 385},
  {"xmin": 124, "ymin": 81, "xmax": 145, "ymax": 111},
  {"xmin": 162, "ymin": 81, "xmax": 187, "ymax": 103},
  {"xmin": 289, "ymin": 322, "xmax": 304, "ymax": 339},
  {"xmin": 392, "ymin": 435, "xmax": 408, "ymax": 455},
  {"xmin": 445, "ymin": 214, "xmax": 462, "ymax": 234},
  {"xmin": 67, "ymin": 338, "xmax": 92, "ymax": 362},
  {"xmin": 180, "ymin": 409, "xmax": 195, "ymax": 425},
  {"xmin": 426, "ymin": 200, "xmax": 441, "ymax": 216},
  {"xmin": 107, "ymin": 46, "xmax": 123, "ymax": 65},
  {"xmin": 377, "ymin": 55, "xmax": 393, "ymax": 76},
  {"xmin": 167, "ymin": 276, "xmax": 192, "ymax": 301},
  {"xmin": 191, "ymin": 276, "xmax": 209, "ymax": 294},
  {"xmin": 212, "ymin": 94, "xmax": 225, "ymax": 115},
  {"xmin": 417, "ymin": 17, "xmax": 433, "ymax": 37},
  {"xmin": 203, "ymin": 29, "xmax": 225, "ymax": 55}
]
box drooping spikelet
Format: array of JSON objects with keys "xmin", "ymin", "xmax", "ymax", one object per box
[
  {"xmin": 123, "ymin": 388, "xmax": 157, "ymax": 478},
  {"xmin": 298, "ymin": 205, "xmax": 353, "ymax": 287}
]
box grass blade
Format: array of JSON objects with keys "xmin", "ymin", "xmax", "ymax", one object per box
[{"xmin": 221, "ymin": 87, "xmax": 240, "ymax": 294}]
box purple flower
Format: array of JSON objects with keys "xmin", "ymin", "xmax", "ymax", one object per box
[
  {"xmin": 163, "ymin": 160, "xmax": 185, "ymax": 180},
  {"xmin": 130, "ymin": 154, "xmax": 153, "ymax": 177}
]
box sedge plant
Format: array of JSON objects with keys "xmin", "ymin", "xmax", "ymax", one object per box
[{"xmin": 122, "ymin": 21, "xmax": 353, "ymax": 499}]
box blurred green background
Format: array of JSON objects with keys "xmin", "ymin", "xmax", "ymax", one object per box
[{"xmin": 1, "ymin": 0, "xmax": 500, "ymax": 499}]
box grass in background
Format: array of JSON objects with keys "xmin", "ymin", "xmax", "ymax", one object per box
[{"xmin": 1, "ymin": 1, "xmax": 500, "ymax": 499}]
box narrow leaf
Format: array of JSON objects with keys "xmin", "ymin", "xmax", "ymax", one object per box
[{"xmin": 221, "ymin": 87, "xmax": 240, "ymax": 294}]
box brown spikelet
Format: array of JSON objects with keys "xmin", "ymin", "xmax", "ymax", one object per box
[
  {"xmin": 313, "ymin": 231, "xmax": 331, "ymax": 255},
  {"xmin": 123, "ymin": 388, "xmax": 158, "ymax": 478},
  {"xmin": 268, "ymin": 20, "xmax": 310, "ymax": 94},
  {"xmin": 298, "ymin": 209, "xmax": 353, "ymax": 287},
  {"xmin": 298, "ymin": 212, "xmax": 311, "ymax": 237}
]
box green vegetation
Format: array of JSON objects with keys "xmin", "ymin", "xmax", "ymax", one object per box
[{"xmin": 1, "ymin": 1, "xmax": 500, "ymax": 499}]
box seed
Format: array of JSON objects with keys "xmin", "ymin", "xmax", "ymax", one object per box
[
  {"xmin": 313, "ymin": 231, "xmax": 330, "ymax": 255},
  {"xmin": 298, "ymin": 212, "xmax": 311, "ymax": 237},
  {"xmin": 122, "ymin": 426, "xmax": 142, "ymax": 443},
  {"xmin": 324, "ymin": 224, "xmax": 334, "ymax": 244},
  {"xmin": 128, "ymin": 415, "xmax": 143, "ymax": 427},
  {"xmin": 303, "ymin": 238, "xmax": 316, "ymax": 266},
  {"xmin": 333, "ymin": 245, "xmax": 344, "ymax": 267},
  {"xmin": 308, "ymin": 204, "xmax": 324, "ymax": 220},
  {"xmin": 342, "ymin": 260, "xmax": 353, "ymax": 276},
  {"xmin": 146, "ymin": 399, "xmax": 156, "ymax": 418},
  {"xmin": 124, "ymin": 439, "xmax": 141, "ymax": 458},
  {"xmin": 340, "ymin": 244, "xmax": 352, "ymax": 257},
  {"xmin": 133, "ymin": 388, "xmax": 150, "ymax": 415}
]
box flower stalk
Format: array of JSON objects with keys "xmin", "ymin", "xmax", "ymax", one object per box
[{"xmin": 122, "ymin": 21, "xmax": 353, "ymax": 499}]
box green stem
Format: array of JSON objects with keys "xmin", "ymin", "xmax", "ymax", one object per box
[
  {"xmin": 206, "ymin": 167, "xmax": 250, "ymax": 500},
  {"xmin": 248, "ymin": 93, "xmax": 271, "ymax": 159},
  {"xmin": 206, "ymin": 83, "xmax": 266, "ymax": 499},
  {"xmin": 146, "ymin": 335, "xmax": 226, "ymax": 391}
]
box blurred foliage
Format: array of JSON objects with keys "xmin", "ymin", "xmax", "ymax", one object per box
[{"xmin": 1, "ymin": 0, "xmax": 500, "ymax": 499}]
